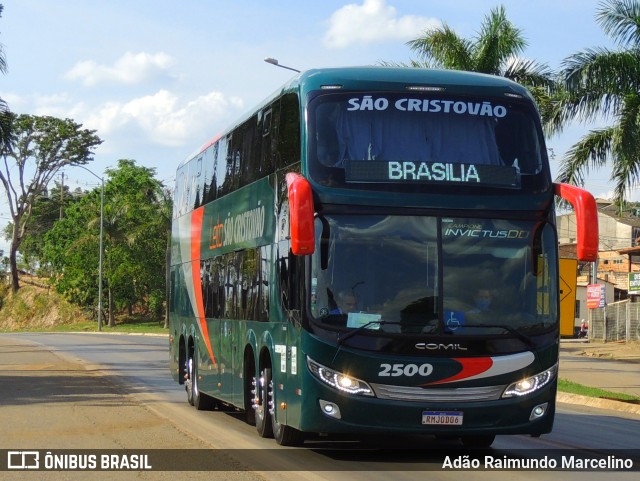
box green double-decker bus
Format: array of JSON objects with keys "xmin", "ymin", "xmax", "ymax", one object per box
[{"xmin": 169, "ymin": 67, "xmax": 598, "ymax": 447}]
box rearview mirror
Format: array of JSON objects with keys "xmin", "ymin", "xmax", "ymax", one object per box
[
  {"xmin": 554, "ymin": 183, "xmax": 598, "ymax": 261},
  {"xmin": 286, "ymin": 173, "xmax": 315, "ymax": 255}
]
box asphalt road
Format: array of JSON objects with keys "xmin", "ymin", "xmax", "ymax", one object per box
[
  {"xmin": 0, "ymin": 333, "xmax": 264, "ymax": 481},
  {"xmin": 1, "ymin": 332, "xmax": 638, "ymax": 480}
]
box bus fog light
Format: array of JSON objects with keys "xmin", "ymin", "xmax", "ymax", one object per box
[
  {"xmin": 319, "ymin": 399, "xmax": 341, "ymax": 419},
  {"xmin": 530, "ymin": 402, "xmax": 548, "ymax": 421}
]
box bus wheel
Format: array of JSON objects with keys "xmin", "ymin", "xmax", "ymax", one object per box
[
  {"xmin": 273, "ymin": 418, "xmax": 304, "ymax": 446},
  {"xmin": 461, "ymin": 435, "xmax": 495, "ymax": 448},
  {"xmin": 267, "ymin": 370, "xmax": 304, "ymax": 446},
  {"xmin": 186, "ymin": 356, "xmax": 195, "ymax": 406},
  {"xmin": 255, "ymin": 367, "xmax": 274, "ymax": 438},
  {"xmin": 244, "ymin": 357, "xmax": 256, "ymax": 426},
  {"xmin": 186, "ymin": 351, "xmax": 216, "ymax": 410}
]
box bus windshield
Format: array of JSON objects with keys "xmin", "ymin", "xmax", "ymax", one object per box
[
  {"xmin": 310, "ymin": 215, "xmax": 558, "ymax": 337},
  {"xmin": 308, "ymin": 92, "xmax": 544, "ymax": 190}
]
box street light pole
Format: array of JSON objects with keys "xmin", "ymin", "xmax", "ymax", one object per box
[
  {"xmin": 97, "ymin": 180, "xmax": 104, "ymax": 331},
  {"xmin": 76, "ymin": 165, "xmax": 105, "ymax": 331},
  {"xmin": 264, "ymin": 57, "xmax": 300, "ymax": 73}
]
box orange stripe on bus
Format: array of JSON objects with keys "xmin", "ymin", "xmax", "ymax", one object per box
[{"xmin": 191, "ymin": 206, "xmax": 215, "ymax": 363}]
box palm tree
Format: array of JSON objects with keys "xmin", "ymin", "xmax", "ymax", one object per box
[
  {"xmin": 390, "ymin": 5, "xmax": 556, "ymax": 122},
  {"xmin": 557, "ymin": 0, "xmax": 640, "ymax": 211},
  {"xmin": 0, "ymin": 5, "xmax": 12, "ymax": 151}
]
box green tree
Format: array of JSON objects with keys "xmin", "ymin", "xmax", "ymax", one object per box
[
  {"xmin": 43, "ymin": 190, "xmax": 100, "ymax": 307},
  {"xmin": 2, "ymin": 182, "xmax": 81, "ymax": 274},
  {"xmin": 101, "ymin": 160, "xmax": 170, "ymax": 326},
  {"xmin": 556, "ymin": 0, "xmax": 640, "ymax": 211},
  {"xmin": 44, "ymin": 159, "xmax": 171, "ymax": 325},
  {"xmin": 0, "ymin": 115, "xmax": 102, "ymax": 292},
  {"xmin": 386, "ymin": 5, "xmax": 557, "ymax": 123}
]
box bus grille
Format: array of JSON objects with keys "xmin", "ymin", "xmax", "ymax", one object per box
[{"xmin": 370, "ymin": 383, "xmax": 506, "ymax": 402}]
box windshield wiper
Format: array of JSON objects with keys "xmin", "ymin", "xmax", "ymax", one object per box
[
  {"xmin": 337, "ymin": 320, "xmax": 403, "ymax": 346},
  {"xmin": 452, "ymin": 324, "xmax": 535, "ymax": 347}
]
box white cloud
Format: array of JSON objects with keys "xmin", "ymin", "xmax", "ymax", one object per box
[
  {"xmin": 1, "ymin": 87, "xmax": 244, "ymax": 150},
  {"xmin": 324, "ymin": 0, "xmax": 439, "ymax": 49},
  {"xmin": 0, "ymin": 92, "xmax": 74, "ymax": 116},
  {"xmin": 65, "ymin": 51, "xmax": 174, "ymax": 86},
  {"xmin": 83, "ymin": 90, "xmax": 244, "ymax": 147},
  {"xmin": 0, "ymin": 92, "xmax": 26, "ymax": 110}
]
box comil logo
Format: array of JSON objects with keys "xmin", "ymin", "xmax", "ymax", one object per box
[
  {"xmin": 8, "ymin": 451, "xmax": 39, "ymax": 469},
  {"xmin": 415, "ymin": 343, "xmax": 468, "ymax": 351}
]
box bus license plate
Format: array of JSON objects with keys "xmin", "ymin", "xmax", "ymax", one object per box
[{"xmin": 422, "ymin": 411, "xmax": 463, "ymax": 425}]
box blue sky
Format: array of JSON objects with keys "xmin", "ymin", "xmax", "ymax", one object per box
[{"xmin": 0, "ymin": 0, "xmax": 624, "ymax": 245}]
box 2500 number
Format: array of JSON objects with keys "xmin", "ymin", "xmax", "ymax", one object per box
[{"xmin": 379, "ymin": 363, "xmax": 433, "ymax": 377}]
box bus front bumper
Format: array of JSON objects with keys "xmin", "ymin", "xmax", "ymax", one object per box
[{"xmin": 299, "ymin": 380, "xmax": 556, "ymax": 437}]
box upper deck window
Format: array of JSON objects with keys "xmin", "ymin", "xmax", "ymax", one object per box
[{"xmin": 308, "ymin": 92, "xmax": 545, "ymax": 191}]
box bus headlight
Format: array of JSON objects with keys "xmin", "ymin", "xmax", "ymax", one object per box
[
  {"xmin": 307, "ymin": 357, "xmax": 374, "ymax": 397},
  {"xmin": 502, "ymin": 364, "xmax": 557, "ymax": 398}
]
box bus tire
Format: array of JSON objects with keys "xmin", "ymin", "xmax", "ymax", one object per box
[
  {"xmin": 255, "ymin": 367, "xmax": 274, "ymax": 438},
  {"xmin": 186, "ymin": 356, "xmax": 195, "ymax": 406},
  {"xmin": 461, "ymin": 434, "xmax": 495, "ymax": 448},
  {"xmin": 273, "ymin": 421, "xmax": 304, "ymax": 446},
  {"xmin": 193, "ymin": 375, "xmax": 217, "ymax": 411},
  {"xmin": 187, "ymin": 349, "xmax": 216, "ymax": 410},
  {"xmin": 268, "ymin": 369, "xmax": 304, "ymax": 446}
]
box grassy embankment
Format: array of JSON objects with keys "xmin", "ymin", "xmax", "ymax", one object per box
[{"xmin": 0, "ymin": 282, "xmax": 166, "ymax": 335}]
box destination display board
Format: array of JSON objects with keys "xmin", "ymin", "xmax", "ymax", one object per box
[{"xmin": 345, "ymin": 160, "xmax": 520, "ymax": 188}]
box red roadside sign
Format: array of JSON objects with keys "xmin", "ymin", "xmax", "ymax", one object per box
[{"xmin": 586, "ymin": 284, "xmax": 605, "ymax": 309}]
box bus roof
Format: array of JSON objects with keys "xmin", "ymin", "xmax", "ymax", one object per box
[
  {"xmin": 296, "ymin": 67, "xmax": 533, "ymax": 98},
  {"xmin": 181, "ymin": 66, "xmax": 534, "ymax": 167}
]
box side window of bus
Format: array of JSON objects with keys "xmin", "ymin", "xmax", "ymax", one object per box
[
  {"xmin": 260, "ymin": 102, "xmax": 279, "ymax": 175},
  {"xmin": 222, "ymin": 253, "xmax": 239, "ymax": 320},
  {"xmin": 177, "ymin": 268, "xmax": 190, "ymax": 316},
  {"xmin": 202, "ymin": 145, "xmax": 216, "ymax": 205},
  {"xmin": 278, "ymin": 246, "xmax": 290, "ymax": 311},
  {"xmin": 191, "ymin": 156, "xmax": 203, "ymax": 209},
  {"xmin": 220, "ymin": 133, "xmax": 239, "ymax": 197},
  {"xmin": 278, "ymin": 242, "xmax": 303, "ymax": 317},
  {"xmin": 221, "ymin": 115, "xmax": 262, "ymax": 190},
  {"xmin": 201, "ymin": 258, "xmax": 213, "ymax": 318},
  {"xmin": 239, "ymin": 116, "xmax": 260, "ymax": 187},
  {"xmin": 201, "ymin": 251, "xmax": 269, "ymax": 321},
  {"xmin": 276, "ymin": 93, "xmax": 301, "ymax": 169},
  {"xmin": 213, "ymin": 136, "xmax": 230, "ymax": 197},
  {"xmin": 204, "ymin": 255, "xmax": 230, "ymax": 319},
  {"xmin": 212, "ymin": 256, "xmax": 226, "ymax": 318},
  {"xmin": 169, "ymin": 269, "xmax": 176, "ymax": 315},
  {"xmin": 239, "ymin": 248, "xmax": 270, "ymax": 322},
  {"xmin": 495, "ymin": 112, "xmax": 541, "ymax": 174},
  {"xmin": 174, "ymin": 167, "xmax": 187, "ymax": 218}
]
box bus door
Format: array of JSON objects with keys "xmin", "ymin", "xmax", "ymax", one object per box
[{"xmin": 275, "ymin": 242, "xmax": 305, "ymax": 426}]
